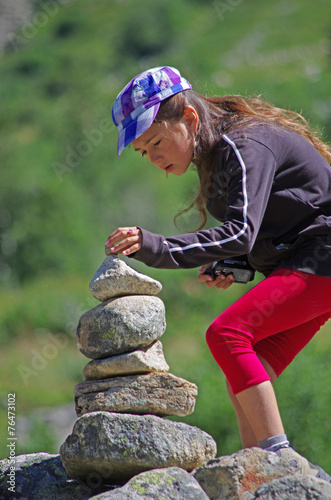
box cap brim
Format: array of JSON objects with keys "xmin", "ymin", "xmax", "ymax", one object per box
[{"xmin": 117, "ymin": 102, "xmax": 161, "ymax": 157}]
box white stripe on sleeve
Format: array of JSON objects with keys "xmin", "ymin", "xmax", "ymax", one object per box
[{"xmin": 169, "ymin": 134, "xmax": 248, "ymax": 254}]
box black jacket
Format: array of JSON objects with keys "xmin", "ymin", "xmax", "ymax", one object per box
[{"xmin": 132, "ymin": 124, "xmax": 331, "ymax": 277}]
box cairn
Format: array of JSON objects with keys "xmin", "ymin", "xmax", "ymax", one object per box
[{"xmin": 60, "ymin": 256, "xmax": 216, "ymax": 486}]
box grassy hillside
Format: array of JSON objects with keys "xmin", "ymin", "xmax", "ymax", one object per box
[{"xmin": 1, "ymin": 0, "xmax": 331, "ymax": 471}]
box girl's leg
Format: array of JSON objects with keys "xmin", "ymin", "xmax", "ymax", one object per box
[
  {"xmin": 235, "ymin": 380, "xmax": 284, "ymax": 443},
  {"xmin": 226, "ymin": 356, "xmax": 277, "ymax": 448},
  {"xmin": 226, "ymin": 379, "xmax": 257, "ymax": 448},
  {"xmin": 206, "ymin": 269, "xmax": 331, "ymax": 446},
  {"xmin": 229, "ymin": 372, "xmax": 331, "ymax": 481}
]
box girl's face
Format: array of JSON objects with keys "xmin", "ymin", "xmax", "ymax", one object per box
[{"xmin": 132, "ymin": 106, "xmax": 198, "ymax": 176}]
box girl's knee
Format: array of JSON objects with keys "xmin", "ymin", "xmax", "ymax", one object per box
[
  {"xmin": 205, "ymin": 322, "xmax": 216, "ymax": 348},
  {"xmin": 205, "ymin": 319, "xmax": 225, "ymax": 351},
  {"xmin": 205, "ymin": 317, "xmax": 254, "ymax": 364},
  {"xmin": 206, "ymin": 315, "xmax": 244, "ymax": 345}
]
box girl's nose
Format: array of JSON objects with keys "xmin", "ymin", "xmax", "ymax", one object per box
[{"xmin": 150, "ymin": 153, "xmax": 163, "ymax": 168}]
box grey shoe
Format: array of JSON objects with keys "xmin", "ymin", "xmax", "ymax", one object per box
[{"xmin": 276, "ymin": 447, "xmax": 331, "ymax": 483}]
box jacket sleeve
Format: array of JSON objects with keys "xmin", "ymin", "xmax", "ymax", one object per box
[{"xmin": 130, "ymin": 135, "xmax": 277, "ymax": 269}]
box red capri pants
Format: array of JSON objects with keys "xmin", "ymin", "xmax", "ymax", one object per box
[{"xmin": 206, "ymin": 269, "xmax": 331, "ymax": 395}]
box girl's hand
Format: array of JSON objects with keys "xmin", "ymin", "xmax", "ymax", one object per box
[
  {"xmin": 105, "ymin": 227, "xmax": 142, "ymax": 256},
  {"xmin": 197, "ymin": 264, "xmax": 234, "ymax": 289}
]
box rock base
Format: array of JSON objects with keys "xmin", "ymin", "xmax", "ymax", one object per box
[
  {"xmin": 92, "ymin": 467, "xmax": 209, "ymax": 499},
  {"xmin": 59, "ymin": 411, "xmax": 217, "ymax": 485},
  {"xmin": 2, "ymin": 449, "xmax": 331, "ymax": 499}
]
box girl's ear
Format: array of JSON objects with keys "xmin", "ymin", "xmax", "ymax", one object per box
[{"xmin": 183, "ymin": 106, "xmax": 199, "ymax": 133}]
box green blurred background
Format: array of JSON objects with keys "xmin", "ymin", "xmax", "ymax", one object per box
[{"xmin": 1, "ymin": 0, "xmax": 331, "ymax": 472}]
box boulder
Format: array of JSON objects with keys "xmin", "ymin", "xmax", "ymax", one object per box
[
  {"xmin": 83, "ymin": 340, "xmax": 169, "ymax": 380},
  {"xmin": 74, "ymin": 372, "xmax": 198, "ymax": 417},
  {"xmin": 3, "ymin": 450, "xmax": 330, "ymax": 500},
  {"xmin": 76, "ymin": 295, "xmax": 166, "ymax": 359},
  {"xmin": 90, "ymin": 467, "xmax": 209, "ymax": 499},
  {"xmin": 252, "ymin": 474, "xmax": 331, "ymax": 499},
  {"xmin": 89, "ymin": 255, "xmax": 162, "ymax": 301},
  {"xmin": 60, "ymin": 411, "xmax": 217, "ymax": 485},
  {"xmin": 192, "ymin": 447, "xmax": 297, "ymax": 499},
  {"xmin": 0, "ymin": 452, "xmax": 106, "ymax": 500}
]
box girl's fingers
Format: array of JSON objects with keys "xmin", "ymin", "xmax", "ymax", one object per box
[
  {"xmin": 111, "ymin": 236, "xmax": 140, "ymax": 255},
  {"xmin": 106, "ymin": 227, "xmax": 138, "ymax": 247},
  {"xmin": 214, "ymin": 274, "xmax": 234, "ymax": 289},
  {"xmin": 106, "ymin": 227, "xmax": 142, "ymax": 255},
  {"xmin": 198, "ymin": 271, "xmax": 235, "ymax": 289},
  {"xmin": 122, "ymin": 242, "xmax": 141, "ymax": 256},
  {"xmin": 106, "ymin": 227, "xmax": 137, "ymax": 247},
  {"xmin": 197, "ymin": 272, "xmax": 213, "ymax": 283},
  {"xmin": 198, "ymin": 264, "xmax": 211, "ymax": 274},
  {"xmin": 197, "ymin": 263, "xmax": 214, "ymax": 282}
]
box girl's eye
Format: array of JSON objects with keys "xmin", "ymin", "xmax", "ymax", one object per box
[{"xmin": 140, "ymin": 139, "xmax": 160, "ymax": 157}]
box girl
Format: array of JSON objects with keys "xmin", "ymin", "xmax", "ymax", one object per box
[{"xmin": 106, "ymin": 66, "xmax": 331, "ymax": 480}]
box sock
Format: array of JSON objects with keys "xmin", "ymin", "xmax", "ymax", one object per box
[{"xmin": 258, "ymin": 434, "xmax": 290, "ymax": 452}]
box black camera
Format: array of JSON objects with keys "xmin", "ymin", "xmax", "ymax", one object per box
[{"xmin": 206, "ymin": 258, "xmax": 255, "ymax": 284}]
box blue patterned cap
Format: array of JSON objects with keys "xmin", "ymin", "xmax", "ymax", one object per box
[{"xmin": 112, "ymin": 66, "xmax": 192, "ymax": 156}]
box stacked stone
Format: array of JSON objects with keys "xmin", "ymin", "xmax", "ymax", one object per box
[{"xmin": 60, "ymin": 256, "xmax": 216, "ymax": 486}]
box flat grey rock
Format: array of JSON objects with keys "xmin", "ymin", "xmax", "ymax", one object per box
[
  {"xmin": 74, "ymin": 372, "xmax": 198, "ymax": 417},
  {"xmin": 83, "ymin": 340, "xmax": 169, "ymax": 380},
  {"xmin": 89, "ymin": 255, "xmax": 162, "ymax": 301},
  {"xmin": 90, "ymin": 467, "xmax": 209, "ymax": 499},
  {"xmin": 76, "ymin": 295, "xmax": 166, "ymax": 359},
  {"xmin": 60, "ymin": 411, "xmax": 217, "ymax": 485}
]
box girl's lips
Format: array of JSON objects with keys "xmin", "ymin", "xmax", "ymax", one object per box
[{"xmin": 165, "ymin": 164, "xmax": 174, "ymax": 173}]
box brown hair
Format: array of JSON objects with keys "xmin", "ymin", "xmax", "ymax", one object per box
[{"xmin": 155, "ymin": 90, "xmax": 331, "ymax": 230}]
